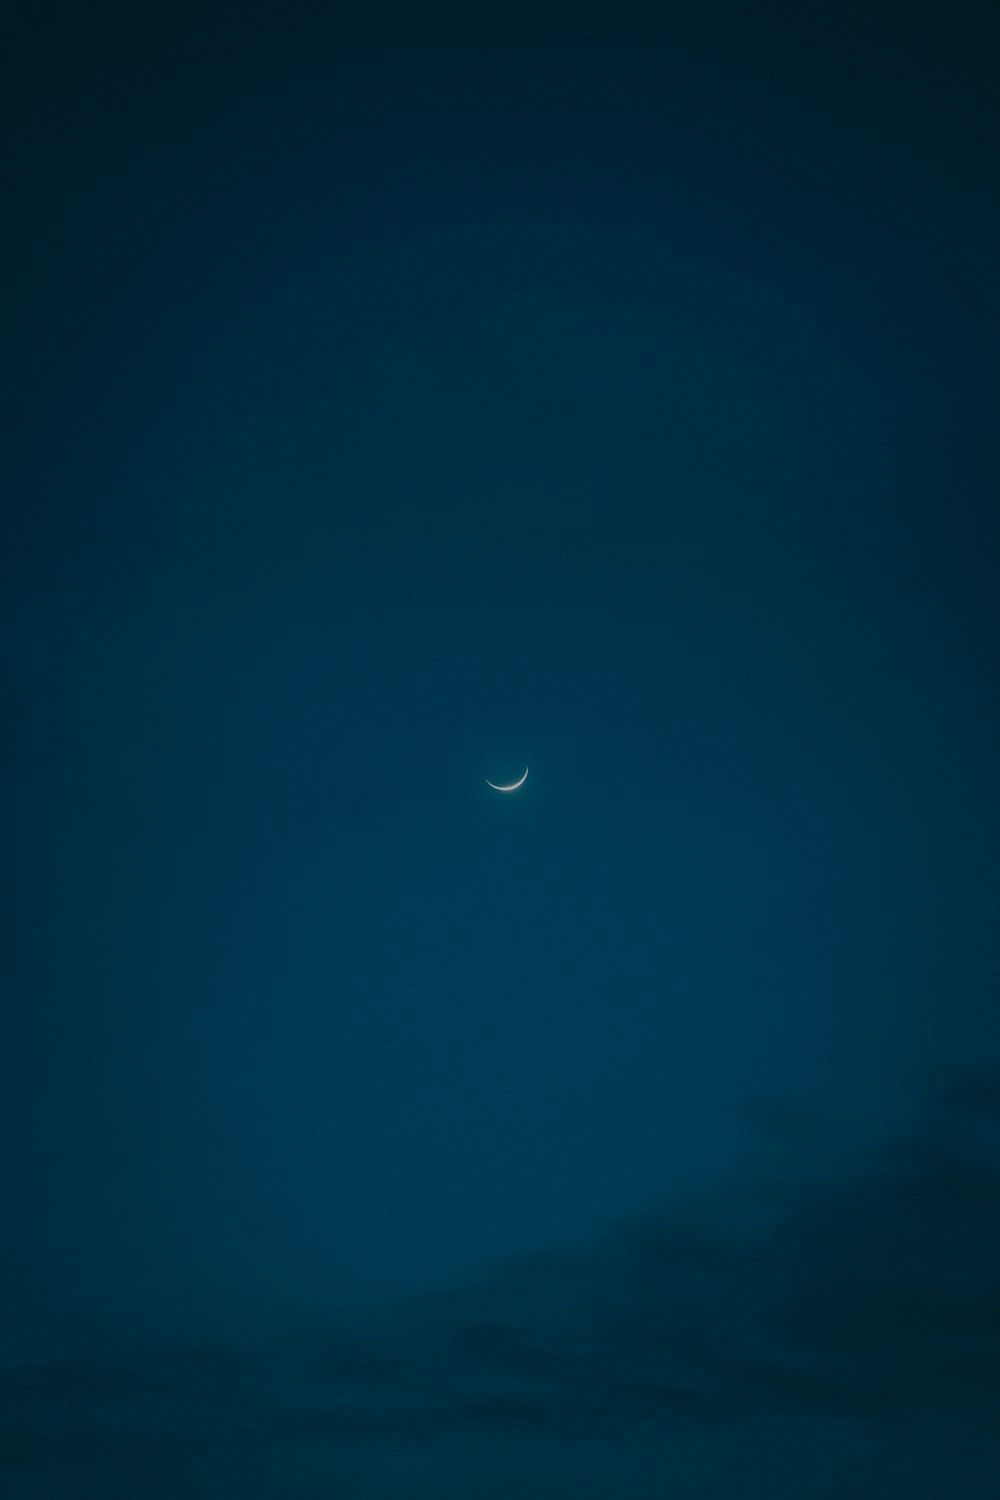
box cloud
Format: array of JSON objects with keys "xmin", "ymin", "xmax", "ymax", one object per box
[{"xmin": 3, "ymin": 1069, "xmax": 999, "ymax": 1478}]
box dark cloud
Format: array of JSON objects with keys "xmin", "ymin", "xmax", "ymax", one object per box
[{"xmin": 4, "ymin": 1071, "xmax": 999, "ymax": 1487}]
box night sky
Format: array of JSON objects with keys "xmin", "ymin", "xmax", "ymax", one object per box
[{"xmin": 3, "ymin": 1, "xmax": 999, "ymax": 1493}]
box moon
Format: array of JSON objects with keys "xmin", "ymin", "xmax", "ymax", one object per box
[{"xmin": 486, "ymin": 767, "xmax": 529, "ymax": 792}]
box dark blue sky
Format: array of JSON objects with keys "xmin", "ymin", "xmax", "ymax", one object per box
[{"xmin": 3, "ymin": 1, "xmax": 999, "ymax": 1493}]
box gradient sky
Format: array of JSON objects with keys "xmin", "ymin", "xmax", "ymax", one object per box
[{"xmin": 3, "ymin": 1, "xmax": 999, "ymax": 1494}]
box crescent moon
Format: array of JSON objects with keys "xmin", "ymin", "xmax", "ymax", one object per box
[{"xmin": 486, "ymin": 767, "xmax": 529, "ymax": 792}]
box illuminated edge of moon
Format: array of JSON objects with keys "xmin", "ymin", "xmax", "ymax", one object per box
[{"xmin": 485, "ymin": 767, "xmax": 529, "ymax": 792}]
